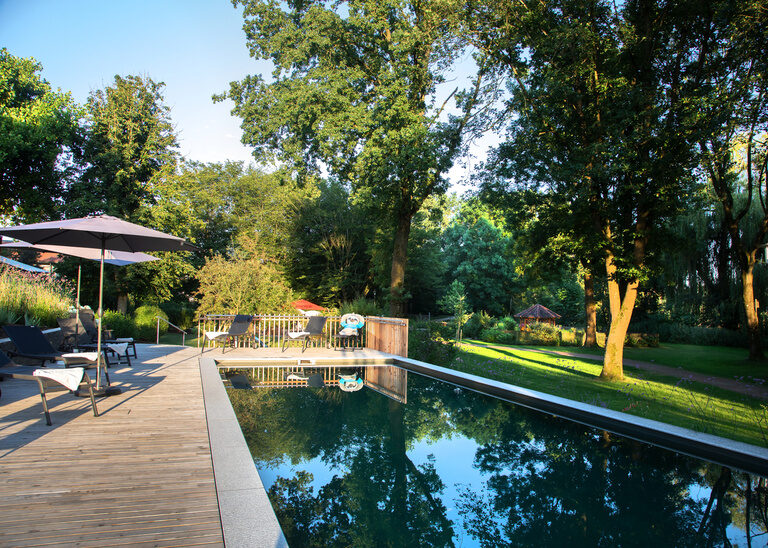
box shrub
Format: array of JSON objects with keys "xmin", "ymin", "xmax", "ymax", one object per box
[
  {"xmin": 480, "ymin": 325, "xmax": 518, "ymax": 345},
  {"xmin": 631, "ymin": 319, "xmax": 746, "ymax": 347},
  {"xmin": 519, "ymin": 322, "xmax": 561, "ymax": 346},
  {"xmin": 409, "ymin": 320, "xmax": 458, "ymax": 366},
  {"xmin": 134, "ymin": 304, "xmax": 168, "ymax": 340},
  {"xmin": 463, "ymin": 311, "xmax": 494, "ymax": 338},
  {"xmin": 159, "ymin": 301, "xmax": 196, "ymax": 330},
  {"xmin": 339, "ymin": 297, "xmax": 382, "ymax": 317},
  {"xmin": 624, "ymin": 332, "xmax": 660, "ymax": 348},
  {"xmin": 496, "ymin": 316, "xmax": 518, "ymax": 331},
  {"xmin": 560, "ymin": 328, "xmax": 584, "ymax": 347},
  {"xmin": 103, "ymin": 310, "xmax": 138, "ymax": 339}
]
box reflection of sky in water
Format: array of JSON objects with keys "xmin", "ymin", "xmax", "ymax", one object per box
[{"xmin": 241, "ymin": 374, "xmax": 765, "ymax": 547}]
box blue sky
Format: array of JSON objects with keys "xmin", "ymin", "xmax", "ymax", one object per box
[
  {"xmin": 1, "ymin": 0, "xmax": 497, "ymax": 188},
  {"xmin": 1, "ymin": 0, "xmax": 264, "ymax": 164}
]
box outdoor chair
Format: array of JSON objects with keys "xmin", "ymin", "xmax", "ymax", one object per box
[
  {"xmin": 78, "ymin": 311, "xmax": 137, "ymax": 359},
  {"xmin": 202, "ymin": 314, "xmax": 254, "ymax": 353},
  {"xmin": 282, "ymin": 316, "xmax": 328, "ymax": 352},
  {"xmin": 0, "ymin": 349, "xmax": 99, "ymax": 425},
  {"xmin": 335, "ymin": 313, "xmax": 365, "ymax": 350},
  {"xmin": 58, "ymin": 317, "xmax": 132, "ymax": 367},
  {"xmin": 3, "ymin": 325, "xmax": 111, "ymax": 387}
]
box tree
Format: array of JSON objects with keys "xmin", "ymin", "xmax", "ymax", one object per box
[
  {"xmin": 438, "ymin": 280, "xmax": 471, "ymax": 341},
  {"xmin": 0, "ymin": 48, "xmax": 81, "ymax": 221},
  {"xmin": 196, "ymin": 243, "xmax": 295, "ymax": 315},
  {"xmin": 694, "ymin": 0, "xmax": 768, "ymax": 360},
  {"xmin": 221, "ymin": 0, "xmax": 492, "ymax": 316},
  {"xmin": 66, "ymin": 74, "xmax": 178, "ymax": 219},
  {"xmin": 472, "ymin": 0, "xmax": 710, "ymax": 379},
  {"xmin": 286, "ymin": 180, "xmax": 373, "ymax": 306},
  {"xmin": 441, "ymin": 211, "xmax": 518, "ymax": 316}
]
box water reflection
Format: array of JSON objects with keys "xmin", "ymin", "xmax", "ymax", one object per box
[{"xmin": 227, "ymin": 369, "xmax": 768, "ymax": 547}]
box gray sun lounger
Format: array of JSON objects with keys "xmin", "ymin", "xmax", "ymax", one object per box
[
  {"xmin": 58, "ymin": 318, "xmax": 131, "ymax": 367},
  {"xmin": 0, "ymin": 350, "xmax": 99, "ymax": 425},
  {"xmin": 202, "ymin": 314, "xmax": 255, "ymax": 353},
  {"xmin": 3, "ymin": 325, "xmax": 111, "ymax": 387},
  {"xmin": 282, "ymin": 316, "xmax": 327, "ymax": 352}
]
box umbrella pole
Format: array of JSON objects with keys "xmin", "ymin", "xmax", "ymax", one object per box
[
  {"xmin": 75, "ymin": 263, "xmax": 81, "ymax": 342},
  {"xmin": 96, "ymin": 242, "xmax": 105, "ymax": 390}
]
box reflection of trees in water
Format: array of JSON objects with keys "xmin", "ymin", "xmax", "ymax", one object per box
[{"xmin": 227, "ymin": 373, "xmax": 766, "ymax": 547}]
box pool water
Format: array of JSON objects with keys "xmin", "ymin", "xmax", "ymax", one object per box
[{"xmin": 226, "ymin": 368, "xmax": 768, "ymax": 547}]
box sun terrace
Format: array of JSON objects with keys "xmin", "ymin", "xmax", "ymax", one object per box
[{"xmin": 1, "ymin": 313, "xmax": 768, "ymax": 545}]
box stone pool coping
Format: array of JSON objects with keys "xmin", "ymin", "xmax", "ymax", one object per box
[
  {"xmin": 199, "ymin": 356, "xmax": 288, "ymax": 548},
  {"xmin": 200, "ymin": 352, "xmax": 768, "ymax": 545},
  {"xmin": 393, "ymin": 355, "xmax": 768, "ymax": 478}
]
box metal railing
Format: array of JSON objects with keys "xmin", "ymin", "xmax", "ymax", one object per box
[
  {"xmin": 156, "ymin": 316, "xmax": 189, "ymax": 346},
  {"xmin": 197, "ymin": 314, "xmax": 366, "ymax": 351}
]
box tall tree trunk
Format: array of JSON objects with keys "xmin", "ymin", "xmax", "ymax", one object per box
[
  {"xmin": 117, "ymin": 294, "xmax": 128, "ymax": 315},
  {"xmin": 741, "ymin": 254, "xmax": 764, "ymax": 360},
  {"xmin": 601, "ymin": 252, "xmax": 639, "ymax": 381},
  {"xmin": 582, "ymin": 261, "xmax": 598, "ymax": 347},
  {"xmin": 389, "ymin": 211, "xmax": 413, "ymax": 317}
]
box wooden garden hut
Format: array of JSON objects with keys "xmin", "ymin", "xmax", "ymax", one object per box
[{"xmin": 514, "ymin": 304, "xmax": 561, "ymax": 330}]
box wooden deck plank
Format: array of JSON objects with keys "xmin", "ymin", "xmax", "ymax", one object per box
[{"xmin": 0, "ymin": 345, "xmax": 224, "ymax": 548}]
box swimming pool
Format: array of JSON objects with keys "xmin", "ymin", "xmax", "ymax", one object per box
[{"xmin": 224, "ymin": 364, "xmax": 768, "ymax": 546}]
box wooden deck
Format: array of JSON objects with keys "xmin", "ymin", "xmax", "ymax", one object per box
[{"xmin": 0, "ymin": 344, "xmax": 223, "ymax": 548}]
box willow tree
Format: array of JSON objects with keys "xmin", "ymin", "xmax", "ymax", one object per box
[
  {"xmin": 695, "ymin": 0, "xmax": 768, "ymax": 360},
  {"xmin": 221, "ymin": 0, "xmax": 491, "ymax": 315}
]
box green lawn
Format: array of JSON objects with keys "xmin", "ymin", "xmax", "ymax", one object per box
[
  {"xmin": 448, "ymin": 342, "xmax": 768, "ymax": 448},
  {"xmin": 463, "ymin": 338, "xmax": 768, "ymax": 380},
  {"xmin": 157, "ymin": 332, "xmax": 199, "ymax": 347}
]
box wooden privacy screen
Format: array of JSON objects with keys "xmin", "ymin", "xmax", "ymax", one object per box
[
  {"xmin": 364, "ymin": 316, "xmax": 408, "ymax": 357},
  {"xmin": 365, "ymin": 365, "xmax": 407, "ymax": 404}
]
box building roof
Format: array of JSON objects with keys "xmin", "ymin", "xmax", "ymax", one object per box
[
  {"xmin": 513, "ymin": 304, "xmax": 561, "ymax": 320},
  {"xmin": 291, "ymin": 299, "xmax": 325, "ymax": 311}
]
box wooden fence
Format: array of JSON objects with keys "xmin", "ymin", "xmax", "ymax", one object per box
[
  {"xmin": 198, "ymin": 313, "xmax": 409, "ymax": 357},
  {"xmin": 365, "ymin": 316, "xmax": 408, "ymax": 357}
]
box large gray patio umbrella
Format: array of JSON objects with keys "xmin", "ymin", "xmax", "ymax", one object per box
[
  {"xmin": 0, "ymin": 215, "xmax": 197, "ymax": 393},
  {"xmin": 0, "ymin": 240, "xmax": 159, "ymax": 353}
]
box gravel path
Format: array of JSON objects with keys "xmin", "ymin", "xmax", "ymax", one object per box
[{"xmin": 461, "ymin": 342, "xmax": 768, "ymax": 402}]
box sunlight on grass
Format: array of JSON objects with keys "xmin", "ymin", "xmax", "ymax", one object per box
[{"xmin": 450, "ymin": 344, "xmax": 768, "ymax": 448}]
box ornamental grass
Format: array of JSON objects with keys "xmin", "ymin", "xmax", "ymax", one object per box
[{"xmin": 0, "ymin": 264, "xmax": 73, "ymax": 327}]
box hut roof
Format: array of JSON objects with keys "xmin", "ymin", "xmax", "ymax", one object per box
[
  {"xmin": 291, "ymin": 299, "xmax": 325, "ymax": 311},
  {"xmin": 513, "ymin": 304, "xmax": 561, "ymax": 320}
]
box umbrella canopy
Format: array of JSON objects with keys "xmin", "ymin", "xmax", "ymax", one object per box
[
  {"xmin": 0, "ymin": 215, "xmax": 197, "ymax": 253},
  {"xmin": 0, "ymin": 215, "xmax": 196, "ymax": 393},
  {"xmin": 0, "ymin": 241, "xmax": 159, "ymax": 266},
  {"xmin": 0, "ymin": 255, "xmax": 48, "ymax": 273}
]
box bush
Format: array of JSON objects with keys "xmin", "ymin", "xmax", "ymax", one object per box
[
  {"xmin": 631, "ymin": 319, "xmax": 746, "ymax": 347},
  {"xmin": 519, "ymin": 322, "xmax": 561, "ymax": 346},
  {"xmin": 409, "ymin": 320, "xmax": 458, "ymax": 366},
  {"xmin": 339, "ymin": 297, "xmax": 382, "ymax": 317},
  {"xmin": 479, "ymin": 326, "xmax": 518, "ymax": 344},
  {"xmin": 496, "ymin": 316, "xmax": 518, "ymax": 331},
  {"xmin": 102, "ymin": 310, "xmax": 138, "ymax": 339},
  {"xmin": 159, "ymin": 301, "xmax": 196, "ymax": 330},
  {"xmin": 624, "ymin": 332, "xmax": 660, "ymax": 347},
  {"xmin": 134, "ymin": 304, "xmax": 168, "ymax": 340},
  {"xmin": 463, "ymin": 311, "xmax": 495, "ymax": 338},
  {"xmin": 560, "ymin": 328, "xmax": 584, "ymax": 347}
]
